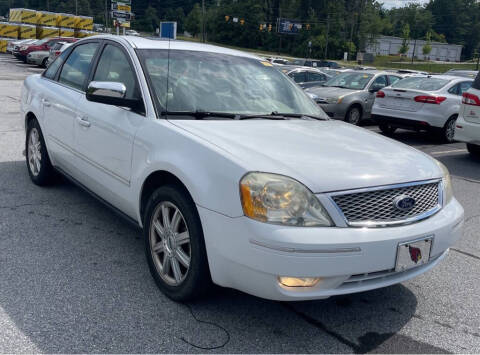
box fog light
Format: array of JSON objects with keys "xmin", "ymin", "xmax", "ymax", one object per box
[{"xmin": 278, "ymin": 276, "xmax": 321, "ymax": 287}]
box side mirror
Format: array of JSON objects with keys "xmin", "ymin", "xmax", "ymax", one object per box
[{"xmin": 86, "ymin": 81, "xmax": 142, "ymax": 110}]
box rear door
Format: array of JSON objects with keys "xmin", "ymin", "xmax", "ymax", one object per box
[
  {"xmin": 41, "ymin": 41, "xmax": 100, "ymax": 174},
  {"xmin": 366, "ymin": 75, "xmax": 387, "ymax": 114}
]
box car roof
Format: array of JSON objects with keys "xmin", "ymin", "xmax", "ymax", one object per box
[{"xmin": 90, "ymin": 35, "xmax": 261, "ymax": 60}]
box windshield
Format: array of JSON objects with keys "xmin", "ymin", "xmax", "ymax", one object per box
[
  {"xmin": 323, "ymin": 72, "xmax": 374, "ymax": 90},
  {"xmin": 138, "ymin": 49, "xmax": 325, "ymax": 117},
  {"xmin": 391, "ymin": 77, "xmax": 450, "ymax": 91}
]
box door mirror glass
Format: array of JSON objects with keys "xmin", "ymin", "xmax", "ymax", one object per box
[{"xmin": 86, "ymin": 81, "xmax": 142, "ymax": 109}]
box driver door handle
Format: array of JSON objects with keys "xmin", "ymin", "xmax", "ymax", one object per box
[{"xmin": 77, "ymin": 116, "xmax": 91, "ymax": 128}]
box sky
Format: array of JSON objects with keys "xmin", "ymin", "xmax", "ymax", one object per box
[{"xmin": 379, "ymin": 0, "xmax": 429, "ymax": 9}]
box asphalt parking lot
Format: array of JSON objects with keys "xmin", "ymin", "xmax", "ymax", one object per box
[{"xmin": 0, "ymin": 54, "xmax": 479, "ymax": 353}]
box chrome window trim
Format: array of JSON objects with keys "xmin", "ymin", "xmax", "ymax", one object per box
[{"xmin": 326, "ymin": 179, "xmax": 443, "ymax": 228}]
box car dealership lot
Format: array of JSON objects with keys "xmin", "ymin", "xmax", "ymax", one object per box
[{"xmin": 0, "ymin": 57, "xmax": 479, "ymax": 353}]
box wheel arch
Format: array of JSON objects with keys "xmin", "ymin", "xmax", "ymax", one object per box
[{"xmin": 139, "ymin": 170, "xmax": 196, "ymax": 227}]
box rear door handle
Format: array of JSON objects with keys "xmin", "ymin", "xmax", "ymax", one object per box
[
  {"xmin": 77, "ymin": 116, "xmax": 91, "ymax": 128},
  {"xmin": 42, "ymin": 98, "xmax": 51, "ymax": 107}
]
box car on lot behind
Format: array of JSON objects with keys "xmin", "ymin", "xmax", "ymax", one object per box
[
  {"xmin": 306, "ymin": 70, "xmax": 403, "ymax": 125},
  {"xmin": 291, "ymin": 58, "xmax": 342, "ymax": 69},
  {"xmin": 454, "ymin": 72, "xmax": 480, "ymax": 155},
  {"xmin": 372, "ymin": 75, "xmax": 473, "ymax": 142},
  {"xmin": 444, "ymin": 69, "xmax": 478, "ymax": 79},
  {"xmin": 21, "ymin": 36, "xmax": 463, "ymax": 302},
  {"xmin": 286, "ymin": 67, "xmax": 332, "ymax": 89},
  {"xmin": 27, "ymin": 50, "xmax": 50, "ymax": 67},
  {"xmin": 46, "ymin": 42, "xmax": 72, "ymax": 67},
  {"xmin": 17, "ymin": 37, "xmax": 77, "ymax": 62},
  {"xmin": 7, "ymin": 38, "xmax": 36, "ymax": 54}
]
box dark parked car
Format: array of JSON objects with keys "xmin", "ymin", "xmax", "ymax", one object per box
[
  {"xmin": 291, "ymin": 59, "xmax": 342, "ymax": 69},
  {"xmin": 286, "ymin": 68, "xmax": 332, "ymax": 89}
]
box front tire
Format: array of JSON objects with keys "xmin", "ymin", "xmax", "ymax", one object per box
[
  {"xmin": 41, "ymin": 57, "xmax": 48, "ymax": 68},
  {"xmin": 467, "ymin": 143, "xmax": 480, "ymax": 158},
  {"xmin": 345, "ymin": 106, "xmax": 362, "ymax": 125},
  {"xmin": 26, "ymin": 119, "xmax": 56, "ymax": 186},
  {"xmin": 379, "ymin": 123, "xmax": 397, "ymax": 135},
  {"xmin": 143, "ymin": 185, "xmax": 211, "ymax": 301}
]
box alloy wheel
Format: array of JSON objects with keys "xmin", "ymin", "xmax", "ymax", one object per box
[
  {"xmin": 445, "ymin": 118, "xmax": 456, "ymax": 142},
  {"xmin": 28, "ymin": 127, "xmax": 42, "ymax": 177},
  {"xmin": 348, "ymin": 108, "xmax": 361, "ymax": 125},
  {"xmin": 149, "ymin": 201, "xmax": 191, "ymax": 286}
]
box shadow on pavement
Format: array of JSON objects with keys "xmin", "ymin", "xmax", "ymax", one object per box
[{"xmin": 0, "ymin": 161, "xmax": 441, "ymax": 353}]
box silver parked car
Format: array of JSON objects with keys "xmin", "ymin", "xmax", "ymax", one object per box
[
  {"xmin": 26, "ymin": 50, "xmax": 50, "ymax": 67},
  {"xmin": 305, "ymin": 71, "xmax": 403, "ymax": 125}
]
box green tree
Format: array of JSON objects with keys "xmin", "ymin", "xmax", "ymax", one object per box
[
  {"xmin": 184, "ymin": 3, "xmax": 202, "ymax": 37},
  {"xmin": 423, "ymin": 30, "xmax": 432, "ymax": 58},
  {"xmin": 399, "ymin": 23, "xmax": 410, "ymax": 56}
]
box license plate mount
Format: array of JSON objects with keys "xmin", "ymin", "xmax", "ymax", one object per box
[{"xmin": 395, "ymin": 236, "xmax": 433, "ymax": 272}]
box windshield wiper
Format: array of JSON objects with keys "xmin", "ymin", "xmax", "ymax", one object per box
[
  {"xmin": 161, "ymin": 110, "xmax": 238, "ymax": 120},
  {"xmin": 238, "ymin": 112, "xmax": 327, "ymax": 121}
]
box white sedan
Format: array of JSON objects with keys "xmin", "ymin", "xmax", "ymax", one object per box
[
  {"xmin": 372, "ymin": 75, "xmax": 473, "ymax": 142},
  {"xmin": 20, "ymin": 36, "xmax": 464, "ymax": 301}
]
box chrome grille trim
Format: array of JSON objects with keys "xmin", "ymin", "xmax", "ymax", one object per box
[{"xmin": 327, "ymin": 179, "xmax": 443, "ymax": 228}]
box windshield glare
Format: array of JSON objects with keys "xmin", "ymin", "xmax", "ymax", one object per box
[
  {"xmin": 139, "ymin": 49, "xmax": 325, "ymax": 117},
  {"xmin": 324, "ymin": 72, "xmax": 374, "ymax": 90},
  {"xmin": 391, "ymin": 77, "xmax": 450, "ymax": 91}
]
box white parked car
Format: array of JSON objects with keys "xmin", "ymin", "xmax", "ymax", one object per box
[
  {"xmin": 372, "ymin": 75, "xmax": 473, "ymax": 142},
  {"xmin": 46, "ymin": 42, "xmax": 72, "ymax": 67},
  {"xmin": 21, "ymin": 36, "xmax": 464, "ymax": 301},
  {"xmin": 26, "ymin": 50, "xmax": 50, "ymax": 67},
  {"xmin": 454, "ymin": 73, "xmax": 480, "ymax": 156}
]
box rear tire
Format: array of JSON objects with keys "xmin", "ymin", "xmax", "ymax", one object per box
[
  {"xmin": 441, "ymin": 115, "xmax": 457, "ymax": 143},
  {"xmin": 26, "ymin": 118, "xmax": 56, "ymax": 186},
  {"xmin": 143, "ymin": 185, "xmax": 211, "ymax": 301},
  {"xmin": 41, "ymin": 57, "xmax": 48, "ymax": 68},
  {"xmin": 467, "ymin": 143, "xmax": 480, "ymax": 158},
  {"xmin": 379, "ymin": 123, "xmax": 397, "ymax": 135},
  {"xmin": 345, "ymin": 106, "xmax": 362, "ymax": 126}
]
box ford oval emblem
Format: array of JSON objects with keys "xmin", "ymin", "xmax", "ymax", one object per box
[{"xmin": 394, "ymin": 195, "xmax": 416, "ymax": 211}]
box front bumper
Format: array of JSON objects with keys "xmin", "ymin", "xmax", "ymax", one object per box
[
  {"xmin": 318, "ymin": 102, "xmax": 347, "ymax": 120},
  {"xmin": 198, "ymin": 198, "xmax": 464, "ymax": 301},
  {"xmin": 454, "ymin": 115, "xmax": 480, "ymax": 144}
]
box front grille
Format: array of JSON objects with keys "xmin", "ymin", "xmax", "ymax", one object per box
[{"xmin": 331, "ymin": 181, "xmax": 441, "ymax": 227}]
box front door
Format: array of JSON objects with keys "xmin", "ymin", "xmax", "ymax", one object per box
[{"xmin": 74, "ymin": 42, "xmax": 144, "ymax": 212}]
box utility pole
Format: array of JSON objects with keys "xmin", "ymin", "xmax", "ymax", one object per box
[
  {"xmin": 202, "ymin": 0, "xmax": 206, "ymax": 43},
  {"xmin": 411, "ymin": 38, "xmax": 417, "ymax": 64},
  {"xmin": 278, "ymin": 4, "xmax": 282, "ymax": 55},
  {"xmin": 324, "ymin": 13, "xmax": 330, "ymax": 59},
  {"xmin": 76, "ymin": 0, "xmax": 78, "ymax": 15},
  {"xmin": 105, "ymin": 0, "xmax": 108, "ymax": 29},
  {"xmin": 46, "ymin": 0, "xmax": 49, "ymax": 11}
]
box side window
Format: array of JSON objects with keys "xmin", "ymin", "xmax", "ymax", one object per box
[
  {"xmin": 458, "ymin": 81, "xmax": 473, "ymax": 95},
  {"xmin": 58, "ymin": 42, "xmax": 99, "ymax": 91},
  {"xmin": 309, "ymin": 72, "xmax": 326, "ymax": 82},
  {"xmin": 44, "ymin": 47, "xmax": 70, "ymax": 80},
  {"xmin": 388, "ymin": 75, "xmax": 401, "ymax": 86},
  {"xmin": 93, "ymin": 44, "xmax": 139, "ymax": 99},
  {"xmin": 448, "ymin": 84, "xmax": 459, "ymax": 95},
  {"xmin": 290, "ymin": 71, "xmax": 307, "ymax": 83},
  {"xmin": 371, "ymin": 75, "xmax": 387, "ymax": 90}
]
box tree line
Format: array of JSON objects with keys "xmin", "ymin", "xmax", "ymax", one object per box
[{"xmin": 1, "ymin": 0, "xmax": 479, "ymax": 60}]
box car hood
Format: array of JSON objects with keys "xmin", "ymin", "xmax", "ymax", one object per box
[
  {"xmin": 306, "ymin": 86, "xmax": 362, "ymax": 99},
  {"xmin": 171, "ymin": 119, "xmax": 442, "ymax": 193}
]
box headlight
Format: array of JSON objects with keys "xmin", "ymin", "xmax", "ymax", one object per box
[
  {"xmin": 326, "ymin": 97, "xmax": 339, "ymax": 104},
  {"xmin": 436, "ymin": 161, "xmax": 453, "ymax": 204},
  {"xmin": 240, "ymin": 172, "xmax": 333, "ymax": 227}
]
